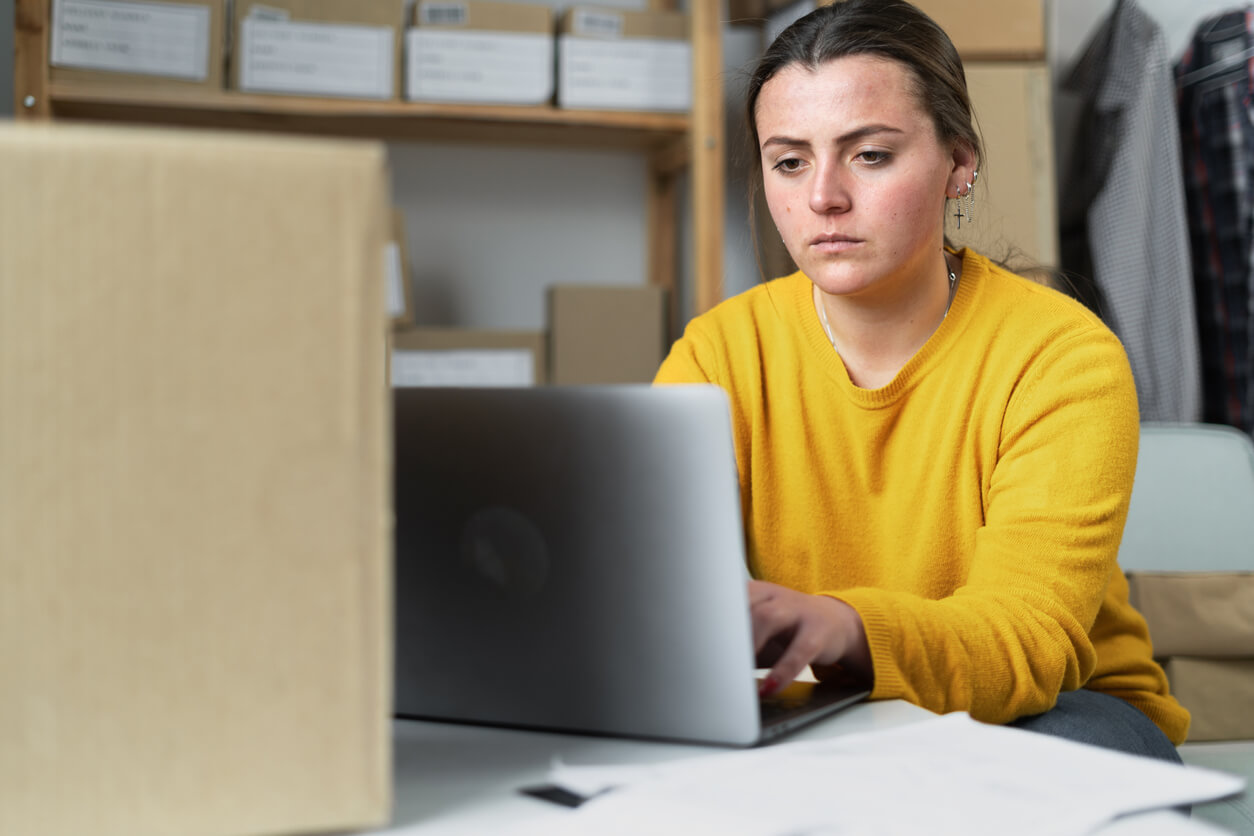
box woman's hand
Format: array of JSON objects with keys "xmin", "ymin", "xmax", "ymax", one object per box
[{"xmin": 749, "ymin": 579, "xmax": 873, "ymax": 696}]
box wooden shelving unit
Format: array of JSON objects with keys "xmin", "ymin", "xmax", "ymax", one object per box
[{"xmin": 13, "ymin": 0, "xmax": 726, "ymax": 333}]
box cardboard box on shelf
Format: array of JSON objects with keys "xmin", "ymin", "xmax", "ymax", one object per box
[
  {"xmin": 911, "ymin": 0, "xmax": 1044, "ymax": 61},
  {"xmin": 1163, "ymin": 658, "xmax": 1254, "ymax": 742},
  {"xmin": 0, "ymin": 122, "xmax": 392, "ymax": 836},
  {"xmin": 758, "ymin": 0, "xmax": 1044, "ymax": 61},
  {"xmin": 947, "ymin": 62, "xmax": 1057, "ymax": 269},
  {"xmin": 1128, "ymin": 572, "xmax": 1254, "ymax": 659},
  {"xmin": 548, "ymin": 284, "xmax": 667, "ymax": 384},
  {"xmin": 230, "ymin": 0, "xmax": 405, "ymax": 100},
  {"xmin": 392, "ymin": 327, "xmax": 548, "ymax": 386},
  {"xmin": 49, "ymin": 0, "xmax": 228, "ymax": 91},
  {"xmin": 405, "ymin": 0, "xmax": 555, "ymax": 105},
  {"xmin": 557, "ymin": 7, "xmax": 691, "ymax": 112}
]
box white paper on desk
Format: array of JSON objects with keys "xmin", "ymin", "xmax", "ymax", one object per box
[{"xmin": 544, "ymin": 713, "xmax": 1245, "ymax": 836}]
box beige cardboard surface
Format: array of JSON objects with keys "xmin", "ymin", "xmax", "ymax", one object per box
[
  {"xmin": 1164, "ymin": 658, "xmax": 1254, "ymax": 742},
  {"xmin": 411, "ymin": 0, "xmax": 552, "ymax": 33},
  {"xmin": 50, "ymin": 0, "xmax": 228, "ymax": 91},
  {"xmin": 806, "ymin": 0, "xmax": 1043, "ymax": 59},
  {"xmin": 0, "ymin": 122, "xmax": 392, "ymax": 836},
  {"xmin": 230, "ymin": 0, "xmax": 405, "ymax": 94},
  {"xmin": 561, "ymin": 6, "xmax": 688, "ymax": 39},
  {"xmin": 1129, "ymin": 572, "xmax": 1254, "ymax": 658},
  {"xmin": 912, "ymin": 0, "xmax": 1044, "ymax": 60},
  {"xmin": 947, "ymin": 62, "xmax": 1058, "ymax": 270},
  {"xmin": 392, "ymin": 326, "xmax": 548, "ymax": 384},
  {"xmin": 549, "ymin": 285, "xmax": 667, "ymax": 385}
]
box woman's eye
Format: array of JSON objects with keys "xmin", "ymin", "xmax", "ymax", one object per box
[
  {"xmin": 857, "ymin": 150, "xmax": 891, "ymax": 165},
  {"xmin": 772, "ymin": 158, "xmax": 804, "ymax": 173}
]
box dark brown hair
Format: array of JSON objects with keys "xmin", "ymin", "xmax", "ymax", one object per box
[{"xmin": 745, "ymin": 0, "xmax": 984, "ymax": 272}]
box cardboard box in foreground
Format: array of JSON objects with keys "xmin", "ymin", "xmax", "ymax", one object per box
[{"xmin": 0, "ymin": 122, "xmax": 392, "ymax": 836}]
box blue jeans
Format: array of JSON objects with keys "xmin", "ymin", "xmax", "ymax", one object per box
[{"xmin": 1010, "ymin": 689, "xmax": 1182, "ymax": 764}]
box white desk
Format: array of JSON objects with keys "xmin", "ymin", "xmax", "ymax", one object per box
[{"xmin": 373, "ymin": 701, "xmax": 1217, "ymax": 835}]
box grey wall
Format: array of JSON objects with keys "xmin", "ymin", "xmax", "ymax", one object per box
[{"xmin": 1, "ymin": 0, "xmax": 14, "ymax": 116}]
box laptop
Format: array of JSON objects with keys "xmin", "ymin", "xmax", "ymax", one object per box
[{"xmin": 392, "ymin": 384, "xmax": 869, "ymax": 746}]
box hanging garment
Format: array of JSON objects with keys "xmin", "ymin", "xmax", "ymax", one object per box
[
  {"xmin": 1059, "ymin": 0, "xmax": 1202, "ymax": 423},
  {"xmin": 1176, "ymin": 9, "xmax": 1254, "ymax": 434}
]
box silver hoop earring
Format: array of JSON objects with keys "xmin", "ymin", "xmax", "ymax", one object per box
[{"xmin": 963, "ymin": 169, "xmax": 979, "ymax": 226}]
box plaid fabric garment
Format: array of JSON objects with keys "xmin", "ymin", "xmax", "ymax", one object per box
[{"xmin": 1177, "ymin": 10, "xmax": 1254, "ymax": 433}]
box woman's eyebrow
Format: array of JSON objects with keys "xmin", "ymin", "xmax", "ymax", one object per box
[
  {"xmin": 761, "ymin": 124, "xmax": 905, "ymax": 152},
  {"xmin": 761, "ymin": 135, "xmax": 811, "ymax": 150}
]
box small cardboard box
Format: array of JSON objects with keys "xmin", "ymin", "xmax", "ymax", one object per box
[
  {"xmin": 1128, "ymin": 572, "xmax": 1254, "ymax": 658},
  {"xmin": 548, "ymin": 284, "xmax": 667, "ymax": 384},
  {"xmin": 406, "ymin": 0, "xmax": 555, "ymax": 105},
  {"xmin": 49, "ymin": 0, "xmax": 228, "ymax": 91},
  {"xmin": 0, "ymin": 122, "xmax": 392, "ymax": 836},
  {"xmin": 557, "ymin": 7, "xmax": 691, "ymax": 111},
  {"xmin": 392, "ymin": 327, "xmax": 548, "ymax": 386},
  {"xmin": 1163, "ymin": 658, "xmax": 1254, "ymax": 742},
  {"xmin": 231, "ymin": 0, "xmax": 405, "ymax": 99}
]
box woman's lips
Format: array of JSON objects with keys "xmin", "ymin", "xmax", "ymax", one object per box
[{"xmin": 810, "ymin": 234, "xmax": 861, "ymax": 254}]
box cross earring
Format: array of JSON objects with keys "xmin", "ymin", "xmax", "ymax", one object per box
[
  {"xmin": 951, "ymin": 170, "xmax": 979, "ymax": 230},
  {"xmin": 953, "ymin": 186, "xmax": 967, "ymax": 229}
]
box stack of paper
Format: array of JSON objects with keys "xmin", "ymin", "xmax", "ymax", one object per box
[{"xmin": 530, "ymin": 713, "xmax": 1244, "ymax": 835}]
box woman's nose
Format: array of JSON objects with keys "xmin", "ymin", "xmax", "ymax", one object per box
[{"xmin": 809, "ymin": 162, "xmax": 851, "ymax": 214}]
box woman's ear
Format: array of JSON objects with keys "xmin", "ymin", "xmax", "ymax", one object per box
[{"xmin": 948, "ymin": 140, "xmax": 979, "ymax": 193}]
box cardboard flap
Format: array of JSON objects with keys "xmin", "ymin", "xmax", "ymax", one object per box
[
  {"xmin": 1163, "ymin": 658, "xmax": 1254, "ymax": 741},
  {"xmin": 1128, "ymin": 572, "xmax": 1254, "ymax": 658}
]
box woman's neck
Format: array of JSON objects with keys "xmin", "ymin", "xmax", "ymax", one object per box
[{"xmin": 814, "ymin": 250, "xmax": 960, "ymax": 389}]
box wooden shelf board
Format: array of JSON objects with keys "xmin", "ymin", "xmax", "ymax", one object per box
[{"xmin": 44, "ymin": 82, "xmax": 691, "ymax": 150}]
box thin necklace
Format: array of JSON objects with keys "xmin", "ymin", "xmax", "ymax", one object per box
[{"xmin": 815, "ymin": 257, "xmax": 959, "ymax": 350}]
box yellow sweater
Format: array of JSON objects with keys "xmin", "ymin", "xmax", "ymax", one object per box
[{"xmin": 655, "ymin": 250, "xmax": 1190, "ymax": 744}]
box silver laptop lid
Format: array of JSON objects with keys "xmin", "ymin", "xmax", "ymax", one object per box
[{"xmin": 392, "ymin": 384, "xmax": 763, "ymax": 745}]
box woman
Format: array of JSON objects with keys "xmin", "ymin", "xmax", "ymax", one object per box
[{"xmin": 654, "ymin": 0, "xmax": 1189, "ymax": 760}]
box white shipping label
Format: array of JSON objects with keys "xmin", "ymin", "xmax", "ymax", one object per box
[
  {"xmin": 384, "ymin": 242, "xmax": 406, "ymax": 318},
  {"xmin": 558, "ymin": 36, "xmax": 691, "ymax": 111},
  {"xmin": 240, "ymin": 18, "xmax": 395, "ymax": 99},
  {"xmin": 406, "ymin": 29, "xmax": 554, "ymax": 105},
  {"xmin": 51, "ymin": 0, "xmax": 211, "ymax": 80},
  {"xmin": 419, "ymin": 1, "xmax": 468, "ymax": 26},
  {"xmin": 246, "ymin": 4, "xmax": 290, "ymax": 21},
  {"xmin": 391, "ymin": 349, "xmax": 536, "ymax": 387},
  {"xmin": 571, "ymin": 8, "xmax": 623, "ymax": 38}
]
